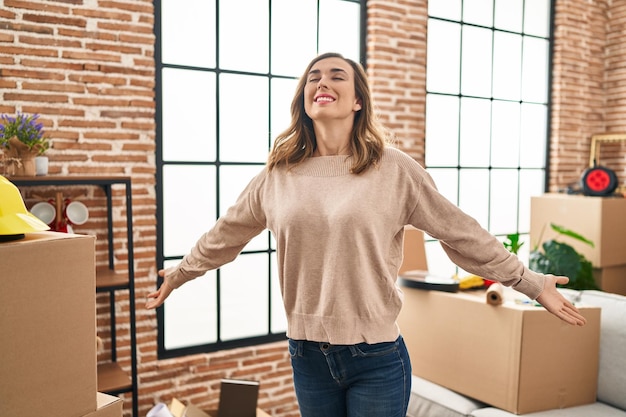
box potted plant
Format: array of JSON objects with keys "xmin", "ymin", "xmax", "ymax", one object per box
[
  {"xmin": 0, "ymin": 112, "xmax": 50, "ymax": 176},
  {"xmin": 34, "ymin": 137, "xmax": 51, "ymax": 176},
  {"xmin": 529, "ymin": 223, "xmax": 599, "ymax": 290}
]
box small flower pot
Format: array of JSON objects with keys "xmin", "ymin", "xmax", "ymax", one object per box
[{"xmin": 35, "ymin": 155, "xmax": 49, "ymax": 176}]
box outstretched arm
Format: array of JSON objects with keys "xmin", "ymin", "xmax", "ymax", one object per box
[{"xmin": 536, "ymin": 275, "xmax": 587, "ymax": 326}]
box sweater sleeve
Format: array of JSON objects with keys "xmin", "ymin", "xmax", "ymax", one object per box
[
  {"xmin": 405, "ymin": 163, "xmax": 545, "ymax": 300},
  {"xmin": 165, "ymin": 170, "xmax": 268, "ymax": 289}
]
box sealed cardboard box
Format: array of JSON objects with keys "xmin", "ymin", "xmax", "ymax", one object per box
[
  {"xmin": 168, "ymin": 399, "xmax": 270, "ymax": 417},
  {"xmin": 530, "ymin": 193, "xmax": 626, "ymax": 267},
  {"xmin": 593, "ymin": 264, "xmax": 626, "ymax": 296},
  {"xmin": 82, "ymin": 393, "xmax": 123, "ymax": 417},
  {"xmin": 397, "ymin": 287, "xmax": 601, "ymax": 414},
  {"xmin": 0, "ymin": 232, "xmax": 97, "ymax": 417}
]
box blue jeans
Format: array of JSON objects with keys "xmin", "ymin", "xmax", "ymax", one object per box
[{"xmin": 288, "ymin": 335, "xmax": 412, "ymax": 417}]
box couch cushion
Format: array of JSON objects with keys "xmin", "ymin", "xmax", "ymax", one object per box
[
  {"xmin": 407, "ymin": 375, "xmax": 486, "ymax": 417},
  {"xmin": 580, "ymin": 290, "xmax": 626, "ymax": 410},
  {"xmin": 471, "ymin": 402, "xmax": 626, "ymax": 417}
]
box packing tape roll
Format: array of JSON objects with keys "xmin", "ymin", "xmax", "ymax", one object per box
[{"xmin": 486, "ymin": 282, "xmax": 504, "ymax": 306}]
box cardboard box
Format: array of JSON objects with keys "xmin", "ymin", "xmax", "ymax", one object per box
[
  {"xmin": 204, "ymin": 408, "xmax": 271, "ymax": 417},
  {"xmin": 593, "ymin": 264, "xmax": 626, "ymax": 296},
  {"xmin": 400, "ymin": 226, "xmax": 428, "ymax": 273},
  {"xmin": 397, "ymin": 287, "xmax": 601, "ymax": 414},
  {"xmin": 0, "ymin": 232, "xmax": 97, "ymax": 417},
  {"xmin": 169, "ymin": 399, "xmax": 271, "ymax": 417},
  {"xmin": 82, "ymin": 393, "xmax": 123, "ymax": 417},
  {"xmin": 530, "ymin": 193, "xmax": 626, "ymax": 267}
]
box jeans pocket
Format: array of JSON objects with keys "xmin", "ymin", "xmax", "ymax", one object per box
[
  {"xmin": 288, "ymin": 338, "xmax": 301, "ymax": 358},
  {"xmin": 351, "ymin": 338, "xmax": 399, "ymax": 358}
]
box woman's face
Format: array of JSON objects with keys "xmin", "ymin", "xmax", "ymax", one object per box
[{"xmin": 303, "ymin": 57, "xmax": 362, "ymax": 124}]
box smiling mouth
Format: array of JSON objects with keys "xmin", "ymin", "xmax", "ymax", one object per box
[{"xmin": 315, "ymin": 95, "xmax": 335, "ymax": 103}]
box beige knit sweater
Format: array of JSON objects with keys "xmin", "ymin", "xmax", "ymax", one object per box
[{"xmin": 165, "ymin": 146, "xmax": 545, "ymax": 344}]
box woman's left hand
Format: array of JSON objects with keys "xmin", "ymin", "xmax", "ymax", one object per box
[{"xmin": 536, "ymin": 275, "xmax": 587, "ymax": 326}]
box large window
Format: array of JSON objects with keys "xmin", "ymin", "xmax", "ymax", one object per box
[
  {"xmin": 424, "ymin": 0, "xmax": 553, "ymax": 278},
  {"xmin": 155, "ymin": 0, "xmax": 365, "ymax": 358}
]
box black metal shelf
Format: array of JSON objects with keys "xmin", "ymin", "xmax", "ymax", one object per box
[{"xmin": 13, "ymin": 175, "xmax": 138, "ymax": 417}]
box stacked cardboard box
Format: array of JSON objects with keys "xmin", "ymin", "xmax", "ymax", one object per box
[
  {"xmin": 530, "ymin": 193, "xmax": 626, "ymax": 295},
  {"xmin": 84, "ymin": 393, "xmax": 124, "ymax": 417},
  {"xmin": 0, "ymin": 232, "xmax": 122, "ymax": 417}
]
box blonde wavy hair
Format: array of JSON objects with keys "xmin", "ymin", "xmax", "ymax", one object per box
[{"xmin": 267, "ymin": 52, "xmax": 390, "ymax": 174}]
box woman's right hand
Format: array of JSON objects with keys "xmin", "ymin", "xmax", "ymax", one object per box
[{"xmin": 146, "ymin": 269, "xmax": 174, "ymax": 309}]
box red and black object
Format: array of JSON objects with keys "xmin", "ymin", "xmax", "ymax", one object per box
[{"xmin": 580, "ymin": 164, "xmax": 618, "ymax": 196}]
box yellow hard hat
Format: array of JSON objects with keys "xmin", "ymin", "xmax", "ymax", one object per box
[{"xmin": 0, "ymin": 175, "xmax": 50, "ymax": 241}]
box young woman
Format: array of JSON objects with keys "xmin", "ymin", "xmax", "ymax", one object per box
[{"xmin": 147, "ymin": 52, "xmax": 586, "ymax": 417}]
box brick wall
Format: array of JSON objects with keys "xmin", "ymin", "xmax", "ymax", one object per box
[
  {"xmin": 367, "ymin": 0, "xmax": 428, "ymax": 163},
  {"xmin": 1, "ymin": 1, "xmax": 624, "ymax": 416},
  {"xmin": 551, "ymin": 0, "xmax": 626, "ymax": 191}
]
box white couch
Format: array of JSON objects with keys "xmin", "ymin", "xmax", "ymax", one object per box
[{"xmin": 406, "ymin": 290, "xmax": 626, "ymax": 417}]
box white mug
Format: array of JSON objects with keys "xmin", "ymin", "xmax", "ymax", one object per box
[
  {"xmin": 30, "ymin": 201, "xmax": 56, "ymax": 226},
  {"xmin": 65, "ymin": 200, "xmax": 89, "ymax": 225}
]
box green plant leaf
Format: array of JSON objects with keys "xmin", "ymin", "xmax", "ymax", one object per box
[
  {"xmin": 569, "ymin": 257, "xmax": 599, "ymax": 290},
  {"xmin": 503, "ymin": 233, "xmax": 524, "ymax": 255},
  {"xmin": 550, "ymin": 223, "xmax": 595, "ymax": 248},
  {"xmin": 542, "ymin": 240, "xmax": 581, "ymax": 280},
  {"xmin": 529, "ymin": 250, "xmax": 550, "ymax": 273}
]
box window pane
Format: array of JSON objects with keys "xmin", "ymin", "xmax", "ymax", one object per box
[
  {"xmin": 491, "ymin": 100, "xmax": 520, "ymax": 168},
  {"xmin": 426, "ymin": 19, "xmax": 461, "ymax": 94},
  {"xmin": 271, "ymin": 77, "xmax": 298, "ymax": 139},
  {"xmin": 158, "ymin": 0, "xmax": 363, "ymax": 355},
  {"xmin": 164, "ymin": 263, "xmax": 217, "ymax": 349},
  {"xmin": 219, "ymin": 165, "xmax": 268, "ymax": 251},
  {"xmin": 463, "ymin": 0, "xmax": 493, "ymax": 27},
  {"xmin": 219, "ymin": 74, "xmax": 270, "ymax": 162},
  {"xmin": 524, "ymin": 0, "xmax": 550, "ymax": 37},
  {"xmin": 319, "ymin": 0, "xmax": 361, "ymax": 61},
  {"xmin": 494, "ymin": 0, "xmax": 522, "ymax": 32},
  {"xmin": 426, "ymin": 0, "xmax": 550, "ymax": 275},
  {"xmin": 459, "ymin": 169, "xmax": 489, "ymax": 228},
  {"xmin": 220, "ymin": 254, "xmax": 269, "ymax": 341},
  {"xmin": 522, "ymin": 37, "xmax": 549, "ymax": 103},
  {"xmin": 519, "ymin": 169, "xmax": 545, "ymax": 232},
  {"xmin": 163, "ymin": 165, "xmax": 216, "ymax": 257},
  {"xmin": 425, "ymin": 94, "xmax": 459, "ymax": 167},
  {"xmin": 460, "ymin": 97, "xmax": 491, "ymax": 167},
  {"xmin": 490, "ymin": 169, "xmax": 519, "ymax": 234},
  {"xmin": 162, "ymin": 68, "xmax": 216, "ymax": 162},
  {"xmin": 461, "ymin": 26, "xmax": 493, "ymax": 97},
  {"xmin": 219, "ymin": 0, "xmax": 269, "ymax": 72},
  {"xmin": 428, "ymin": 0, "xmax": 461, "ymax": 20},
  {"xmin": 161, "ymin": 0, "xmax": 216, "ymax": 67},
  {"xmin": 493, "ymin": 32, "xmax": 522, "ymax": 101},
  {"xmin": 271, "ymin": 0, "xmax": 318, "ymax": 76},
  {"xmin": 520, "ymin": 103, "xmax": 547, "ymax": 168},
  {"xmin": 427, "ymin": 168, "xmax": 459, "ymax": 206}
]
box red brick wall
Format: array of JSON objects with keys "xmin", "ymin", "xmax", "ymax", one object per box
[
  {"xmin": 367, "ymin": 0, "xmax": 428, "ymax": 163},
  {"xmin": 551, "ymin": 0, "xmax": 626, "ymax": 191},
  {"xmin": 602, "ymin": 1, "xmax": 626, "ymax": 184},
  {"xmin": 1, "ymin": 1, "xmax": 624, "ymax": 416}
]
